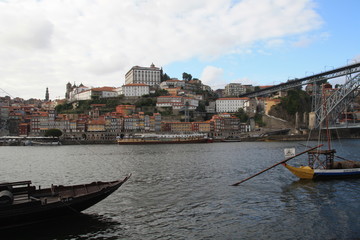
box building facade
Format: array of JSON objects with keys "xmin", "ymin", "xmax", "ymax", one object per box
[
  {"xmin": 224, "ymin": 83, "xmax": 246, "ymax": 97},
  {"xmin": 215, "ymin": 98, "xmax": 249, "ymax": 113},
  {"xmin": 122, "ymin": 84, "xmax": 150, "ymax": 97},
  {"xmin": 125, "ymin": 63, "xmax": 161, "ymax": 86}
]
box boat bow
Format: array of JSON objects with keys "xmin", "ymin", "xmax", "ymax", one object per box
[{"xmin": 282, "ymin": 163, "xmax": 314, "ymax": 179}]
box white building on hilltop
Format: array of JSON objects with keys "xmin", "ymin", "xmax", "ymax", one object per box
[
  {"xmin": 125, "ymin": 63, "xmax": 161, "ymax": 86},
  {"xmin": 122, "ymin": 84, "xmax": 150, "ymax": 97},
  {"xmin": 215, "ymin": 97, "xmax": 249, "ymax": 113}
]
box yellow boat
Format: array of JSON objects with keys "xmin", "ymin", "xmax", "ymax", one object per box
[
  {"xmin": 282, "ymin": 164, "xmax": 314, "ymax": 179},
  {"xmin": 283, "ymin": 162, "xmax": 360, "ymax": 180}
]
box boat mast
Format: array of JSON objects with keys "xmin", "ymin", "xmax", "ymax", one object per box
[{"xmin": 322, "ymin": 84, "xmax": 331, "ymax": 150}]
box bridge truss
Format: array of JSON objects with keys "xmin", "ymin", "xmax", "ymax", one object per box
[{"xmin": 239, "ymin": 62, "xmax": 360, "ymax": 129}]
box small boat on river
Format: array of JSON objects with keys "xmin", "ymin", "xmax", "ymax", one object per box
[
  {"xmin": 117, "ymin": 133, "xmax": 213, "ymax": 144},
  {"xmin": 283, "ymin": 149, "xmax": 360, "ymax": 180},
  {"xmin": 0, "ymin": 175, "xmax": 131, "ymax": 229},
  {"xmin": 282, "ymin": 84, "xmax": 360, "ymax": 180}
]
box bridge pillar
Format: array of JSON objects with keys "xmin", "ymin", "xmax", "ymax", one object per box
[
  {"xmin": 309, "ymin": 112, "xmax": 316, "ymax": 129},
  {"xmin": 295, "ymin": 112, "xmax": 299, "ymax": 129}
]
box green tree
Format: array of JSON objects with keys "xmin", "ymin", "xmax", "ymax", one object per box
[
  {"xmin": 161, "ymin": 73, "xmax": 170, "ymax": 82},
  {"xmin": 151, "ymin": 89, "xmax": 169, "ymax": 97},
  {"xmin": 279, "ymin": 89, "xmax": 311, "ymax": 115},
  {"xmin": 234, "ymin": 108, "xmax": 249, "ymax": 122},
  {"xmin": 182, "ymin": 72, "xmax": 192, "ymax": 81},
  {"xmin": 254, "ymin": 113, "xmax": 266, "ymax": 127},
  {"xmin": 44, "ymin": 128, "xmax": 63, "ymax": 138}
]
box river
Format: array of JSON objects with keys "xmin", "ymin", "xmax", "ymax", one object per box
[{"xmin": 1, "ymin": 140, "xmax": 360, "ymax": 240}]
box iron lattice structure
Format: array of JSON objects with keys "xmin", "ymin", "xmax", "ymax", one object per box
[
  {"xmin": 238, "ymin": 62, "xmax": 360, "ymax": 129},
  {"xmin": 240, "ymin": 62, "xmax": 360, "ymax": 98},
  {"xmin": 313, "ymin": 73, "xmax": 360, "ymax": 128}
]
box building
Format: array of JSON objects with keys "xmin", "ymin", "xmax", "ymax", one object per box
[
  {"xmin": 215, "ymin": 98, "xmax": 249, "ymax": 113},
  {"xmin": 125, "ymin": 63, "xmax": 161, "ymax": 86},
  {"xmin": 264, "ymin": 98, "xmax": 281, "ymax": 114},
  {"xmin": 159, "ymin": 79, "xmax": 185, "ymax": 89},
  {"xmin": 156, "ymin": 96, "xmax": 199, "ymax": 110},
  {"xmin": 70, "ymin": 87, "xmax": 117, "ymax": 102},
  {"xmin": 116, "ymin": 105, "xmax": 136, "ymax": 116},
  {"xmin": 122, "ymin": 84, "xmax": 150, "ymax": 97},
  {"xmin": 224, "ymin": 83, "xmax": 247, "ymax": 97}
]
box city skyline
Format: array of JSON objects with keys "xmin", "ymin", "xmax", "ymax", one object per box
[{"xmin": 0, "ymin": 0, "xmax": 359, "ymax": 100}]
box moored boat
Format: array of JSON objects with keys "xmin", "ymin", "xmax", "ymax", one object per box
[
  {"xmin": 282, "ymin": 83, "xmax": 360, "ymax": 180},
  {"xmin": 117, "ymin": 133, "xmax": 213, "ymax": 144},
  {"xmin": 0, "ymin": 175, "xmax": 131, "ymax": 229},
  {"xmin": 283, "ymin": 162, "xmax": 360, "ymax": 180}
]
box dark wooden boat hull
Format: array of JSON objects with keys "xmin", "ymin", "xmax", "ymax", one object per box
[
  {"xmin": 313, "ymin": 168, "xmax": 360, "ymax": 180},
  {"xmin": 0, "ymin": 175, "xmax": 130, "ymax": 229}
]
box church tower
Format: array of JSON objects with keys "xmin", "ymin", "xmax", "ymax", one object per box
[{"xmin": 45, "ymin": 87, "xmax": 49, "ymax": 101}]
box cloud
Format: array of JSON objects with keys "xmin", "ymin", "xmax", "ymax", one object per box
[
  {"xmin": 200, "ymin": 66, "xmax": 225, "ymax": 88},
  {"xmin": 201, "ymin": 65, "xmax": 259, "ymax": 90},
  {"xmin": 292, "ymin": 32, "xmax": 330, "ymax": 47},
  {"xmin": 0, "ymin": 0, "xmax": 323, "ymax": 99},
  {"xmin": 353, "ymin": 55, "xmax": 360, "ymax": 62}
]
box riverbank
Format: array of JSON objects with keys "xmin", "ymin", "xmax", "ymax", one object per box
[{"xmin": 2, "ymin": 128, "xmax": 360, "ymax": 145}]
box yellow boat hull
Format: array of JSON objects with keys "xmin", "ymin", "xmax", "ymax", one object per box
[
  {"xmin": 282, "ymin": 163, "xmax": 314, "ymax": 179},
  {"xmin": 283, "ymin": 163, "xmax": 360, "ymax": 180}
]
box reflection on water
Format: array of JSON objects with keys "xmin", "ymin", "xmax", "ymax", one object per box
[
  {"xmin": 2, "ymin": 214, "xmax": 122, "ymax": 240},
  {"xmin": 1, "ymin": 140, "xmax": 360, "ymax": 240}
]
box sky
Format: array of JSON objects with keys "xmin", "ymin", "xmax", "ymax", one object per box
[{"xmin": 0, "ymin": 0, "xmax": 359, "ymax": 100}]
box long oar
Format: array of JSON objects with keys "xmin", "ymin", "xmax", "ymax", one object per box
[{"xmin": 231, "ymin": 144, "xmax": 323, "ymax": 186}]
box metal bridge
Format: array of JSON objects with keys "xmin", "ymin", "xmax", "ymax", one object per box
[{"xmin": 239, "ymin": 62, "xmax": 360, "ymax": 129}]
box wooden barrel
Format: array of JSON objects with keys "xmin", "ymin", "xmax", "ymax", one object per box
[{"xmin": 0, "ymin": 190, "xmax": 14, "ymax": 205}]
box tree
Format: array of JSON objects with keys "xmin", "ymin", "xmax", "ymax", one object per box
[
  {"xmin": 151, "ymin": 89, "xmax": 169, "ymax": 97},
  {"xmin": 182, "ymin": 72, "xmax": 192, "ymax": 81},
  {"xmin": 234, "ymin": 108, "xmax": 249, "ymax": 122},
  {"xmin": 44, "ymin": 128, "xmax": 63, "ymax": 138},
  {"xmin": 279, "ymin": 89, "xmax": 311, "ymax": 115},
  {"xmin": 161, "ymin": 73, "xmax": 170, "ymax": 82}
]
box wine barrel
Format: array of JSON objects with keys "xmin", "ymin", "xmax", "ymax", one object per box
[{"xmin": 0, "ymin": 190, "xmax": 14, "ymax": 205}]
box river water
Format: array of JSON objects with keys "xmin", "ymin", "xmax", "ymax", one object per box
[{"xmin": 1, "ymin": 140, "xmax": 360, "ymax": 240}]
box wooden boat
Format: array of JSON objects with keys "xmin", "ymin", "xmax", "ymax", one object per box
[
  {"xmin": 0, "ymin": 175, "xmax": 131, "ymax": 229},
  {"xmin": 283, "ymin": 153, "xmax": 360, "ymax": 180},
  {"xmin": 117, "ymin": 133, "xmax": 213, "ymax": 144},
  {"xmin": 282, "ymin": 84, "xmax": 360, "ymax": 180}
]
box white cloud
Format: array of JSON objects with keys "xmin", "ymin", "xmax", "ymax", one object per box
[
  {"xmin": 201, "ymin": 65, "xmax": 258, "ymax": 89},
  {"xmin": 353, "ymin": 55, "xmax": 360, "ymax": 63},
  {"xmin": 200, "ymin": 66, "xmax": 225, "ymax": 88},
  {"xmin": 0, "ymin": 0, "xmax": 323, "ymax": 99},
  {"xmin": 292, "ymin": 32, "xmax": 329, "ymax": 47}
]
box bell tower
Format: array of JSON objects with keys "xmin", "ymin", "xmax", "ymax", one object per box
[{"xmin": 45, "ymin": 87, "xmax": 49, "ymax": 101}]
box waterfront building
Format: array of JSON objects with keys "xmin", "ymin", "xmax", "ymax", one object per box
[
  {"xmin": 105, "ymin": 115, "xmax": 123, "ymax": 133},
  {"xmin": 30, "ymin": 111, "xmax": 49, "ymax": 135},
  {"xmin": 191, "ymin": 121, "xmax": 212, "ymax": 132},
  {"xmin": 87, "ymin": 118, "xmax": 106, "ymax": 132},
  {"xmin": 162, "ymin": 122, "xmax": 193, "ymax": 132},
  {"xmin": 19, "ymin": 123, "xmax": 30, "ymax": 136},
  {"xmin": 210, "ymin": 113, "xmax": 240, "ymax": 132},
  {"xmin": 125, "ymin": 63, "xmax": 161, "ymax": 86}
]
